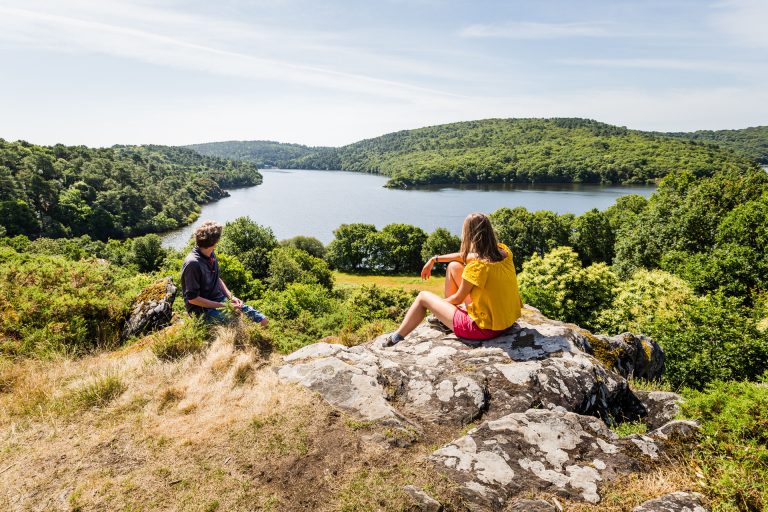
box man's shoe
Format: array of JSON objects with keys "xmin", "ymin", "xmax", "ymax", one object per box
[{"xmin": 427, "ymin": 315, "xmax": 452, "ymax": 333}]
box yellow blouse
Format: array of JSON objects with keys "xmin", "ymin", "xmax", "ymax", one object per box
[{"xmin": 462, "ymin": 243, "xmax": 522, "ymax": 330}]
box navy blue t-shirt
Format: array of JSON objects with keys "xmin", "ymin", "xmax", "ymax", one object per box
[{"xmin": 180, "ymin": 247, "xmax": 225, "ymax": 314}]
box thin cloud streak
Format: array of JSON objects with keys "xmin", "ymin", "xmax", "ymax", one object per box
[
  {"xmin": 460, "ymin": 21, "xmax": 614, "ymax": 39},
  {"xmin": 558, "ymin": 57, "xmax": 760, "ymax": 74},
  {"xmin": 0, "ymin": 3, "xmax": 463, "ymax": 102}
]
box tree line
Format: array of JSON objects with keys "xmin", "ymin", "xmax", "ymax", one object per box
[{"xmin": 0, "ymin": 140, "xmax": 262, "ymax": 240}]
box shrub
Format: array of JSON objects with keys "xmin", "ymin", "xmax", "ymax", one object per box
[
  {"xmin": 132, "ymin": 234, "xmax": 167, "ymax": 273},
  {"xmin": 368, "ymin": 224, "xmax": 427, "ymax": 273},
  {"xmin": 681, "ymin": 378, "xmax": 768, "ymax": 511},
  {"xmin": 518, "ymin": 246, "xmax": 617, "ymax": 328},
  {"xmin": 420, "ymin": 227, "xmax": 460, "ymax": 265},
  {"xmin": 267, "ymin": 247, "xmax": 333, "ymax": 291},
  {"xmin": 151, "ymin": 316, "xmax": 209, "ymax": 361},
  {"xmin": 347, "ymin": 285, "xmax": 415, "ymax": 324},
  {"xmin": 280, "ymin": 236, "xmax": 326, "ymax": 259},
  {"xmin": 0, "ymin": 248, "xmax": 151, "ymax": 357},
  {"xmin": 326, "ymin": 223, "xmax": 377, "ymax": 272},
  {"xmin": 217, "ymin": 217, "xmax": 278, "ymax": 279},
  {"xmin": 217, "ymin": 252, "xmax": 263, "ymax": 302}
]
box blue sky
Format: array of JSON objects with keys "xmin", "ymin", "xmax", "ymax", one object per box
[{"xmin": 0, "ymin": 0, "xmax": 766, "ymax": 147}]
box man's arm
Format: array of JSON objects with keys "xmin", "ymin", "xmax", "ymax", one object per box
[
  {"xmin": 218, "ymin": 278, "xmax": 243, "ymax": 308},
  {"xmin": 188, "ymin": 296, "xmax": 226, "ymax": 309}
]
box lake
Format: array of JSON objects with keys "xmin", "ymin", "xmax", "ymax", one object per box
[{"xmin": 161, "ymin": 169, "xmax": 656, "ymax": 249}]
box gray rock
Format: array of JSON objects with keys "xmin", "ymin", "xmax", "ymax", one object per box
[
  {"xmin": 430, "ymin": 409, "xmax": 654, "ymax": 509},
  {"xmin": 632, "ymin": 491, "xmax": 709, "ymax": 512},
  {"xmin": 403, "ymin": 485, "xmax": 443, "ymax": 512},
  {"xmin": 279, "ymin": 307, "xmax": 644, "ymax": 428},
  {"xmin": 506, "ymin": 500, "xmax": 557, "ymax": 511},
  {"xmin": 121, "ymin": 277, "xmax": 177, "ymax": 340},
  {"xmin": 277, "ymin": 306, "xmax": 687, "ymax": 507},
  {"xmin": 649, "ymin": 420, "xmax": 700, "ymax": 443},
  {"xmin": 635, "ymin": 391, "xmax": 682, "ymax": 429}
]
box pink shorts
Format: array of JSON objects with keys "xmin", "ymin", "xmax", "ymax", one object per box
[{"xmin": 452, "ymin": 308, "xmax": 507, "ymax": 341}]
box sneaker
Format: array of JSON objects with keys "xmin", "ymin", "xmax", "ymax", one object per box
[
  {"xmin": 383, "ymin": 332, "xmax": 403, "ymax": 347},
  {"xmin": 426, "ymin": 315, "xmax": 452, "ymax": 333}
]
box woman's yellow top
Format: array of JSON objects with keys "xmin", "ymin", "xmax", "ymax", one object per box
[{"xmin": 462, "ymin": 243, "xmax": 522, "ymax": 330}]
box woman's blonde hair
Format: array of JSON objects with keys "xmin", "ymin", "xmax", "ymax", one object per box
[
  {"xmin": 459, "ymin": 213, "xmax": 504, "ymax": 263},
  {"xmin": 194, "ymin": 220, "xmax": 223, "ymax": 248}
]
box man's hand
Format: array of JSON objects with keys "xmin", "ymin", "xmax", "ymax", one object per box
[
  {"xmin": 421, "ymin": 258, "xmax": 435, "ymax": 280},
  {"xmin": 231, "ymin": 297, "xmax": 244, "ymax": 310}
]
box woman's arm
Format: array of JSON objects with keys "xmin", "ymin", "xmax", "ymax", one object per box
[{"xmin": 421, "ymin": 252, "xmax": 476, "ymax": 280}]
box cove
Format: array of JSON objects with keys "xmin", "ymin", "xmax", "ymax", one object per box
[{"xmin": 161, "ymin": 169, "xmax": 656, "ymax": 249}]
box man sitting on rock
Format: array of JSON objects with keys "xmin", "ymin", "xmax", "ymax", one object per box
[{"xmin": 181, "ymin": 220, "xmax": 268, "ymax": 325}]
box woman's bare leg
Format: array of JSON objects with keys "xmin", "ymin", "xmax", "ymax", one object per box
[
  {"xmin": 445, "ymin": 261, "xmax": 471, "ymax": 306},
  {"xmin": 396, "ymin": 291, "xmax": 457, "ymax": 338}
]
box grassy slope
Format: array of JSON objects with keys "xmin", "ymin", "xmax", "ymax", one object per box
[
  {"xmin": 0, "ymin": 323, "xmax": 708, "ymax": 512},
  {"xmin": 333, "ymin": 271, "xmax": 444, "ymax": 295}
]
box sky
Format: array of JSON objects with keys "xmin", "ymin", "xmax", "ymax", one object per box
[{"xmin": 0, "ymin": 0, "xmax": 766, "ymax": 147}]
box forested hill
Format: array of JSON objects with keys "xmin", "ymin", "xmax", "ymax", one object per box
[
  {"xmin": 0, "ymin": 141, "xmax": 262, "ymax": 240},
  {"xmin": 185, "ymin": 140, "xmax": 325, "ymax": 167},
  {"xmin": 279, "ymin": 118, "xmax": 758, "ymax": 188},
  {"xmin": 659, "ymin": 126, "xmax": 768, "ymax": 164}
]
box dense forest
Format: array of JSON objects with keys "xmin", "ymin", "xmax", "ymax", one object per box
[
  {"xmin": 273, "ymin": 118, "xmax": 759, "ymax": 187},
  {"xmin": 0, "ymin": 141, "xmax": 262, "ymax": 240},
  {"xmin": 661, "ymin": 125, "xmax": 768, "ymax": 164},
  {"xmin": 185, "ymin": 140, "xmax": 325, "ymax": 167}
]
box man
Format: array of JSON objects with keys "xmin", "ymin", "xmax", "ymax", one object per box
[{"xmin": 181, "ymin": 220, "xmax": 268, "ymax": 325}]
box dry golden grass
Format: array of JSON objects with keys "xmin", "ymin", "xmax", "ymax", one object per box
[
  {"xmin": 0, "ymin": 325, "xmax": 466, "ymax": 512},
  {"xmin": 0, "ymin": 322, "xmax": 699, "ymax": 512},
  {"xmin": 333, "ymin": 271, "xmax": 444, "ymax": 295}
]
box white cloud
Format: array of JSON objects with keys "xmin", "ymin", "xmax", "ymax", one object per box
[
  {"xmin": 459, "ymin": 21, "xmax": 614, "ymax": 39},
  {"xmin": 0, "ymin": 1, "xmax": 461, "ymax": 102},
  {"xmin": 710, "ymin": 0, "xmax": 768, "ymax": 48}
]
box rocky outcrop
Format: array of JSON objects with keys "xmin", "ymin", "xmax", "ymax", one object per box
[
  {"xmin": 634, "ymin": 390, "xmax": 683, "ymax": 429},
  {"xmin": 277, "ymin": 306, "xmax": 687, "ymax": 507},
  {"xmin": 633, "ymin": 492, "xmax": 709, "ymax": 512},
  {"xmin": 121, "ymin": 277, "xmax": 177, "ymax": 340}
]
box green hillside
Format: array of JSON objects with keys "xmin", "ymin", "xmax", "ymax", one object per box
[
  {"xmin": 281, "ymin": 118, "xmax": 757, "ymax": 188},
  {"xmin": 185, "ymin": 140, "xmax": 324, "ymax": 167},
  {"xmin": 0, "ymin": 141, "xmax": 262, "ymax": 239},
  {"xmin": 660, "ymin": 126, "xmax": 768, "ymax": 164}
]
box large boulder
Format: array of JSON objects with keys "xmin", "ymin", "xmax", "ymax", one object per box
[
  {"xmin": 121, "ymin": 277, "xmax": 177, "ymax": 340},
  {"xmin": 430, "ymin": 410, "xmax": 696, "ymax": 509},
  {"xmin": 277, "ymin": 306, "xmax": 686, "ymax": 506}
]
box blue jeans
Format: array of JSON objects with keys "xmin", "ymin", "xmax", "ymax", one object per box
[{"xmin": 202, "ymin": 303, "xmax": 267, "ymax": 325}]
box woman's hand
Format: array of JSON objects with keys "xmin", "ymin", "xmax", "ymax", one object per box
[{"xmin": 421, "ymin": 257, "xmax": 435, "ymax": 280}]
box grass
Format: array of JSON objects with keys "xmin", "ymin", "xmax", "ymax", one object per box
[
  {"xmin": 151, "ymin": 316, "xmax": 209, "ymax": 361},
  {"xmin": 334, "ymin": 271, "xmax": 444, "ymax": 295},
  {"xmin": 73, "ymin": 373, "xmax": 127, "ymax": 409},
  {"xmin": 612, "ymin": 420, "xmax": 649, "ymax": 437}
]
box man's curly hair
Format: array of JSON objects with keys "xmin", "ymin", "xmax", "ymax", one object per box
[{"xmin": 194, "ymin": 220, "xmax": 223, "ymax": 248}]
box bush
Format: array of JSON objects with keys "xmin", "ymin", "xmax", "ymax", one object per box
[
  {"xmin": 217, "ymin": 252, "xmax": 263, "ymax": 302},
  {"xmin": 217, "ymin": 217, "xmax": 278, "ymax": 279},
  {"xmin": 518, "ymin": 246, "xmax": 617, "ymax": 328},
  {"xmin": 326, "ymin": 223, "xmax": 377, "ymax": 272},
  {"xmin": 420, "ymin": 228, "xmax": 460, "ymax": 264},
  {"xmin": 0, "ymin": 247, "xmax": 151, "ymax": 357},
  {"xmin": 132, "ymin": 234, "xmax": 167, "ymax": 273},
  {"xmin": 151, "ymin": 315, "xmax": 209, "ymax": 361},
  {"xmin": 267, "ymin": 247, "xmax": 333, "ymax": 291},
  {"xmin": 681, "ymin": 378, "xmax": 768, "ymax": 511},
  {"xmin": 347, "ymin": 285, "xmax": 415, "ymax": 324},
  {"xmin": 368, "ymin": 224, "xmax": 427, "ymax": 273},
  {"xmin": 280, "ymin": 236, "xmax": 326, "ymax": 258}
]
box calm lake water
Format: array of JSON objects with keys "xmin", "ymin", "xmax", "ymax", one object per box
[{"xmin": 161, "ymin": 169, "xmax": 656, "ymax": 248}]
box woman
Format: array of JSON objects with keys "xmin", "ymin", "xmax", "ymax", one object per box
[{"xmin": 384, "ymin": 213, "xmax": 522, "ymax": 347}]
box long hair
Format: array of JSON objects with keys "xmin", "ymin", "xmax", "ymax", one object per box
[{"xmin": 459, "ymin": 213, "xmax": 504, "ymax": 263}]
